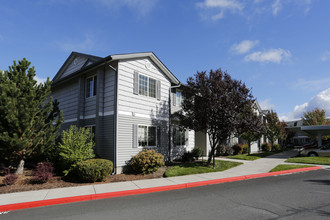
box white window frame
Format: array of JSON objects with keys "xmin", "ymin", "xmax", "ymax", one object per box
[
  {"xmin": 86, "ymin": 75, "xmax": 97, "ymax": 98},
  {"xmin": 137, "ymin": 124, "xmax": 157, "ymax": 148},
  {"xmin": 176, "ymin": 91, "xmax": 183, "ymax": 106},
  {"xmin": 138, "ymin": 73, "xmax": 157, "ymax": 99},
  {"xmin": 174, "ymin": 126, "xmax": 186, "ymax": 146}
]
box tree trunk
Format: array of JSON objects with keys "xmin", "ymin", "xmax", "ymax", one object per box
[
  {"xmin": 207, "ymin": 147, "xmax": 216, "ymax": 166},
  {"xmin": 248, "ymin": 141, "xmax": 251, "ymax": 155},
  {"xmin": 16, "ymin": 159, "xmax": 25, "ymax": 175}
]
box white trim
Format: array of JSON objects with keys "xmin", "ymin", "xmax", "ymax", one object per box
[
  {"xmin": 64, "ymin": 118, "xmax": 77, "ymax": 123},
  {"xmin": 118, "ymin": 110, "xmax": 168, "ymax": 121},
  {"xmin": 99, "ymin": 111, "xmax": 115, "ymax": 116},
  {"xmin": 79, "ymin": 114, "xmax": 96, "ymax": 120}
]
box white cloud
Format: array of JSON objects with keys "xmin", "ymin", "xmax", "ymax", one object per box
[
  {"xmin": 291, "ymin": 78, "xmax": 330, "ymax": 92},
  {"xmin": 280, "ymin": 88, "xmax": 330, "ymax": 121},
  {"xmin": 34, "ymin": 75, "xmax": 47, "ymax": 84},
  {"xmin": 197, "ymin": 0, "xmax": 244, "ymax": 20},
  {"xmin": 244, "ymin": 48, "xmax": 291, "ymax": 63},
  {"xmin": 259, "ymin": 98, "xmax": 275, "ymax": 110},
  {"xmin": 230, "ymin": 40, "xmax": 259, "ymax": 54},
  {"xmin": 58, "ymin": 36, "xmax": 95, "ymax": 52},
  {"xmin": 272, "ymin": 0, "xmax": 282, "ymax": 15},
  {"xmin": 321, "ymin": 51, "xmax": 330, "ymax": 61}
]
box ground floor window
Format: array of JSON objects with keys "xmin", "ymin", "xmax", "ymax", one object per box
[
  {"xmin": 175, "ymin": 127, "xmax": 186, "ymax": 146},
  {"xmin": 138, "ymin": 125, "xmax": 156, "ymax": 147}
]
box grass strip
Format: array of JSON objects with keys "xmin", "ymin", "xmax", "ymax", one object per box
[
  {"xmin": 269, "ymin": 164, "xmax": 314, "ymax": 172},
  {"xmin": 164, "ymin": 160, "xmax": 242, "ymax": 177},
  {"xmin": 285, "ymin": 157, "xmax": 330, "ymax": 165}
]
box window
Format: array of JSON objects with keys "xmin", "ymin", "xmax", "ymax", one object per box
[
  {"xmin": 149, "ymin": 78, "xmax": 156, "ymax": 98},
  {"xmin": 138, "ymin": 125, "xmax": 156, "ymax": 147},
  {"xmin": 86, "ymin": 75, "xmax": 97, "ymax": 98},
  {"xmin": 176, "ymin": 91, "xmax": 182, "ymax": 106},
  {"xmin": 138, "ymin": 74, "xmax": 156, "ymax": 98},
  {"xmin": 175, "ymin": 127, "xmax": 185, "ymax": 146}
]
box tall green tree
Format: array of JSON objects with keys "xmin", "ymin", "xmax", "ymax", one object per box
[
  {"xmin": 302, "ymin": 108, "xmax": 328, "ymax": 126},
  {"xmin": 0, "ymin": 58, "xmax": 63, "ymax": 174},
  {"xmin": 264, "ymin": 110, "xmax": 281, "ymax": 148},
  {"xmin": 176, "ymin": 69, "xmax": 255, "ymax": 167}
]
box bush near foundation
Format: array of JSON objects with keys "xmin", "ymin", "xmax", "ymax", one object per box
[
  {"xmin": 232, "ymin": 144, "xmax": 248, "ymax": 155},
  {"xmin": 72, "ymin": 159, "xmax": 113, "ymax": 183},
  {"xmin": 272, "ymin": 144, "xmax": 281, "ymax": 151},
  {"xmin": 261, "ymin": 143, "xmax": 272, "ymax": 152},
  {"xmin": 130, "ymin": 149, "xmax": 164, "ymax": 174}
]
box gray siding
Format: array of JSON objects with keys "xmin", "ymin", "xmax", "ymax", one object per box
[
  {"xmin": 117, "ymin": 58, "xmax": 171, "ymax": 118},
  {"xmin": 61, "ymin": 57, "xmax": 87, "ymax": 79},
  {"xmin": 104, "ymin": 69, "xmax": 116, "ymax": 113},
  {"xmin": 117, "ymin": 115, "xmax": 169, "ymax": 167},
  {"xmin": 116, "ymin": 57, "xmax": 172, "ymax": 167},
  {"xmin": 52, "ymin": 79, "xmax": 79, "ymax": 121}
]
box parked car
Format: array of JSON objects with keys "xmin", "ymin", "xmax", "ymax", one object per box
[
  {"xmin": 298, "ymin": 145, "xmax": 330, "ymax": 157},
  {"xmin": 301, "ymin": 139, "xmax": 330, "ymax": 150}
]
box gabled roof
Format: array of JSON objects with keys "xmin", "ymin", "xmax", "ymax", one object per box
[{"xmin": 52, "ymin": 51, "xmax": 180, "ymax": 86}]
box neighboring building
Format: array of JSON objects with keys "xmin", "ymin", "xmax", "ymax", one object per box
[
  {"xmin": 286, "ymin": 119, "xmax": 312, "ymax": 146},
  {"xmin": 51, "ymin": 51, "xmax": 194, "ymax": 173}
]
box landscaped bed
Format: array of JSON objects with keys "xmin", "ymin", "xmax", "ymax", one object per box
[
  {"xmin": 269, "ymin": 164, "xmax": 314, "ymax": 172},
  {"xmin": 227, "ymin": 151, "xmax": 281, "ymax": 161},
  {"xmin": 285, "ymin": 157, "xmax": 330, "ymax": 165},
  {"xmin": 0, "ymin": 167, "xmax": 166, "ymax": 194},
  {"xmin": 164, "ymin": 160, "xmax": 242, "ymax": 177}
]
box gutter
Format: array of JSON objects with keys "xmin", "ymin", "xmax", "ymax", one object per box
[
  {"xmin": 168, "ymin": 83, "xmax": 181, "ymax": 162},
  {"xmin": 106, "ymin": 61, "xmax": 118, "ymax": 175}
]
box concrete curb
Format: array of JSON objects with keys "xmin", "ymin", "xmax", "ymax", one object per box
[{"xmin": 0, "ymin": 166, "xmax": 322, "ymax": 212}]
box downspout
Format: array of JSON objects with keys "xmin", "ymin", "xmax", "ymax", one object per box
[
  {"xmin": 169, "ymin": 84, "xmax": 181, "ymax": 162},
  {"xmin": 106, "ymin": 62, "xmax": 118, "ymax": 175}
]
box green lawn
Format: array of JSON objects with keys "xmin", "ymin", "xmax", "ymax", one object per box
[
  {"xmin": 164, "ymin": 160, "xmax": 242, "ymax": 177},
  {"xmin": 269, "ymin": 164, "xmax": 314, "ymax": 172},
  {"xmin": 285, "ymin": 157, "xmax": 330, "ymax": 165},
  {"xmin": 227, "ymin": 151, "xmax": 281, "ymax": 161}
]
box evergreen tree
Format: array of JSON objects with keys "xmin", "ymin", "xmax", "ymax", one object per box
[{"xmin": 0, "ymin": 58, "xmax": 63, "ymax": 174}]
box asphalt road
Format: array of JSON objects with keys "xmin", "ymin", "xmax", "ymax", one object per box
[{"xmin": 2, "ymin": 169, "xmax": 330, "ymax": 220}]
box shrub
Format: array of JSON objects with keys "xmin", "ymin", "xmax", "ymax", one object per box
[
  {"xmin": 241, "ymin": 144, "xmax": 248, "ymax": 154},
  {"xmin": 2, "ymin": 173, "xmax": 18, "ymax": 186},
  {"xmin": 232, "ymin": 144, "xmax": 247, "ymax": 155},
  {"xmin": 181, "ymin": 152, "xmax": 194, "ymax": 163},
  {"xmin": 261, "ymin": 143, "xmax": 272, "ymax": 152},
  {"xmin": 130, "ymin": 149, "xmax": 164, "ymax": 174},
  {"xmin": 217, "ymin": 145, "xmax": 233, "ymax": 156},
  {"xmin": 33, "ymin": 162, "xmax": 53, "ymax": 183},
  {"xmin": 58, "ymin": 126, "xmax": 95, "ymax": 173},
  {"xmin": 191, "ymin": 147, "xmax": 204, "ymax": 160},
  {"xmin": 71, "ymin": 159, "xmax": 113, "ymax": 183},
  {"xmin": 272, "ymin": 144, "xmax": 281, "ymax": 151}
]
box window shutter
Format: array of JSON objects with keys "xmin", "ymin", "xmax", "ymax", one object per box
[
  {"xmin": 133, "ymin": 124, "xmax": 138, "ymax": 148},
  {"xmin": 156, "ymin": 80, "xmax": 161, "ymax": 100},
  {"xmin": 172, "ymin": 89, "xmax": 176, "ymax": 106},
  {"xmin": 185, "ymin": 130, "xmax": 189, "ymax": 147},
  {"xmin": 173, "ymin": 127, "xmax": 176, "ymax": 147},
  {"xmin": 157, "ymin": 126, "xmax": 161, "ymax": 148},
  {"xmin": 133, "ymin": 71, "xmax": 139, "ymax": 95}
]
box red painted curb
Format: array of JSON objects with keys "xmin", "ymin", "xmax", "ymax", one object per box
[{"xmin": 0, "ymin": 166, "xmax": 322, "ymax": 212}]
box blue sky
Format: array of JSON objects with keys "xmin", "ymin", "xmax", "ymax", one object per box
[{"xmin": 1, "ymin": 0, "xmax": 330, "ymax": 121}]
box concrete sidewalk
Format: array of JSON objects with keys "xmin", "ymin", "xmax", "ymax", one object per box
[{"xmin": 0, "ymin": 150, "xmax": 323, "ymax": 209}]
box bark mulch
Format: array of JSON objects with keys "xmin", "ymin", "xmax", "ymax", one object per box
[{"xmin": 0, "ymin": 167, "xmax": 167, "ymax": 194}]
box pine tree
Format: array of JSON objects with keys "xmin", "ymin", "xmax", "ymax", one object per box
[{"xmin": 0, "ymin": 58, "xmax": 63, "ymax": 174}]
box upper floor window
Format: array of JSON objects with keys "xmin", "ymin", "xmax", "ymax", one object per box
[
  {"xmin": 86, "ymin": 75, "xmax": 97, "ymax": 98},
  {"xmin": 139, "ymin": 74, "xmax": 156, "ymax": 98},
  {"xmin": 176, "ymin": 91, "xmax": 182, "ymax": 106}
]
